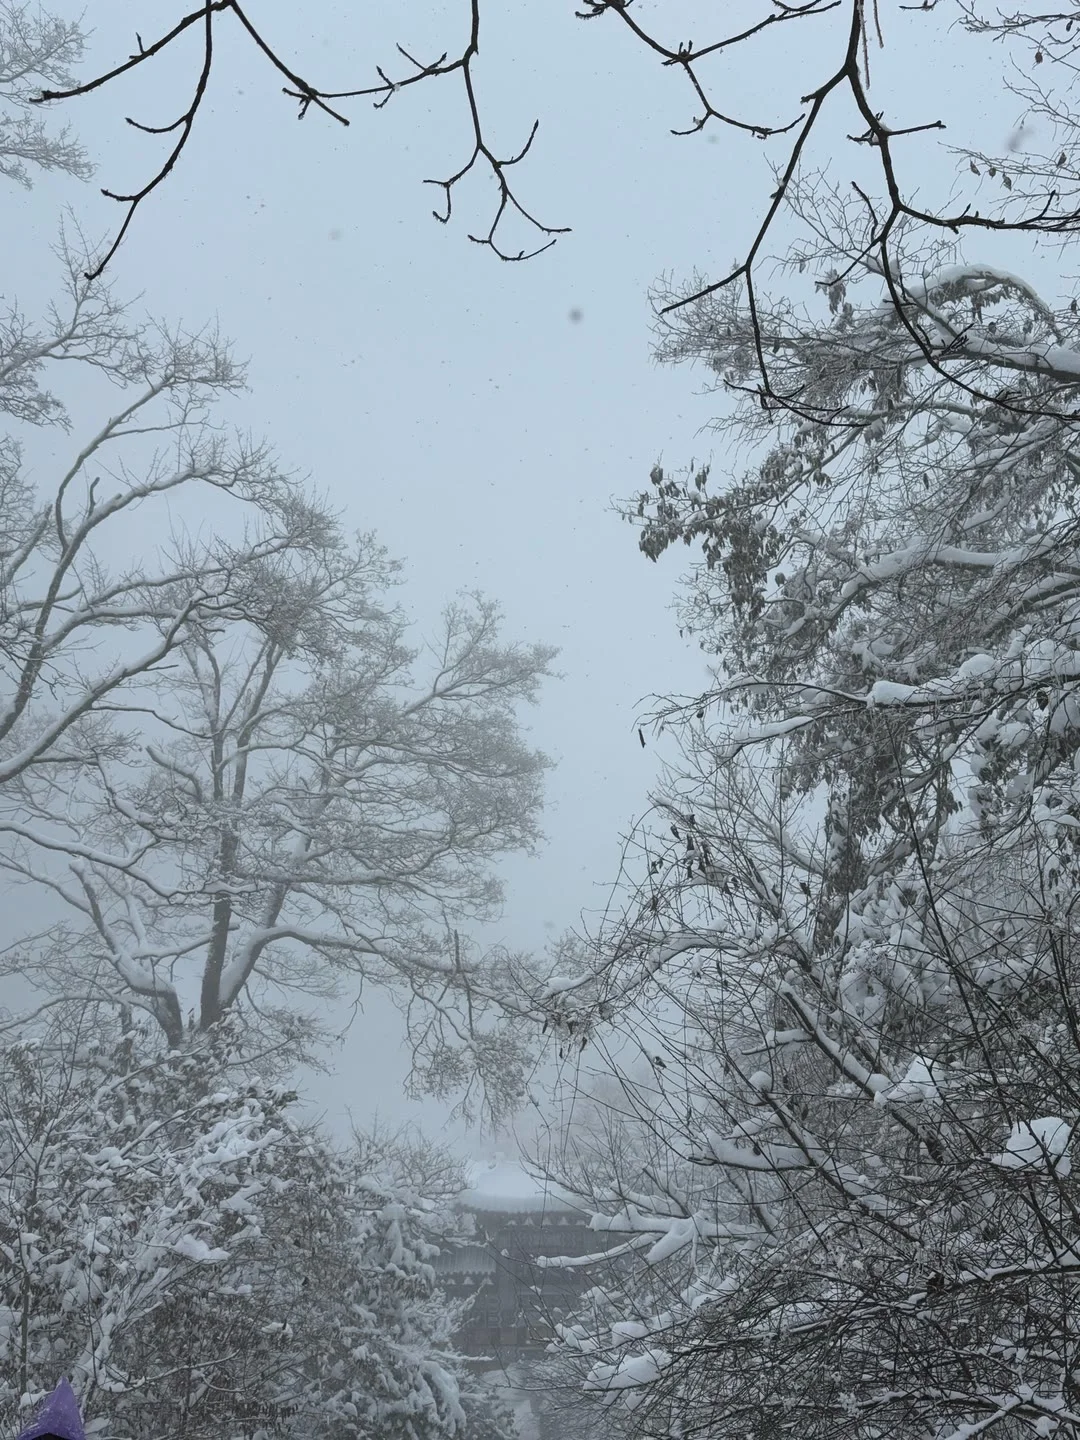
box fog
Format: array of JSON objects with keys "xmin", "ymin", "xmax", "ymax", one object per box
[{"xmin": 5, "ymin": 6, "xmax": 1063, "ymax": 1439}]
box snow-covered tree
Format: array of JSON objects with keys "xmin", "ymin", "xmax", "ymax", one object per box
[
  {"xmin": 0, "ymin": 218, "xmax": 552, "ymax": 1113},
  {"xmin": 0, "ymin": 248, "xmax": 354, "ymax": 1014},
  {"xmin": 537, "ymin": 225, "xmax": 1080, "ymax": 1436},
  {"xmin": 1, "ymin": 0, "xmax": 554, "ymax": 1094},
  {"xmin": 0, "ymin": 264, "xmax": 329, "ymax": 761},
  {"xmin": 0, "ymin": 510, "xmax": 553, "ymax": 1095},
  {"xmin": 0, "ymin": 1011, "xmax": 510, "ymax": 1440},
  {"xmin": 0, "ymin": 0, "xmax": 90, "ymax": 189},
  {"xmin": 0, "ymin": 228, "xmax": 367, "ymax": 1042}
]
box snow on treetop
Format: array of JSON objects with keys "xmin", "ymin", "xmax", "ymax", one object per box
[
  {"xmin": 584, "ymin": 1348, "xmax": 672, "ymax": 1412},
  {"xmin": 172, "ymin": 1234, "xmax": 231, "ymax": 1264},
  {"xmin": 880, "ymin": 1057, "xmax": 947, "ymax": 1104},
  {"xmin": 991, "ymin": 1117, "xmax": 1074, "ymax": 1177}
]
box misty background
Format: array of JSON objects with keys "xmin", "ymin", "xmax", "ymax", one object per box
[{"xmin": 3, "ymin": 0, "xmax": 1022, "ymax": 1148}]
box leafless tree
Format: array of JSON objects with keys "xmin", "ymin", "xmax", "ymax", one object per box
[
  {"xmin": 0, "ymin": 254, "xmax": 554, "ymax": 1108},
  {"xmin": 0, "ymin": 238, "xmax": 355, "ymax": 1018},
  {"xmin": 534, "ymin": 755, "xmax": 1080, "ymax": 1436},
  {"xmin": 522, "ymin": 148, "xmax": 1080, "ymax": 1434},
  {"xmin": 0, "ymin": 524, "xmax": 553, "ymax": 1071},
  {"xmin": 20, "ymin": 1, "xmax": 1074, "ymax": 394},
  {"xmin": 0, "ymin": 0, "xmax": 91, "ymax": 188}
]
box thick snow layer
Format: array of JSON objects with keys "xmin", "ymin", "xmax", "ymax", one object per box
[
  {"xmin": 539, "ymin": 975, "xmax": 587, "ymax": 997},
  {"xmin": 172, "ymin": 1234, "xmax": 230, "ymax": 1263},
  {"xmin": 866, "ymin": 680, "xmax": 918, "ymax": 707},
  {"xmin": 585, "ymin": 1348, "xmax": 672, "ymax": 1411},
  {"xmin": 883, "ymin": 1057, "xmax": 946, "ymax": 1104},
  {"xmin": 992, "ymin": 1117, "xmax": 1073, "ymax": 1176}
]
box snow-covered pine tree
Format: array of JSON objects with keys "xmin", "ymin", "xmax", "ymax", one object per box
[
  {"xmin": 0, "ymin": 1011, "xmax": 511, "ymax": 1440},
  {"xmin": 542, "ymin": 223, "xmax": 1080, "ymax": 1436}
]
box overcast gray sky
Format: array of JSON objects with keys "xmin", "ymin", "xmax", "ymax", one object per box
[{"xmin": 6, "ymin": 0, "xmax": 1023, "ymax": 1147}]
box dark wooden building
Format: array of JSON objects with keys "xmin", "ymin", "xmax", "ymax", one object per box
[{"xmin": 434, "ymin": 1161, "xmax": 598, "ymax": 1368}]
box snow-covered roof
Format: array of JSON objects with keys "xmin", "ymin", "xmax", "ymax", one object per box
[{"xmin": 457, "ymin": 1156, "xmax": 581, "ymax": 1215}]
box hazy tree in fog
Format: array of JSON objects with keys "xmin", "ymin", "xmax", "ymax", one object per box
[
  {"xmin": 0, "ymin": 0, "xmax": 90, "ymax": 188},
  {"xmin": 0, "ymin": 4, "xmax": 554, "ymax": 1121},
  {"xmin": 0, "ymin": 27, "xmax": 322, "ymax": 802},
  {"xmin": 5, "ymin": 553, "xmax": 551, "ymax": 1079},
  {"xmin": 0, "ymin": 243, "xmax": 553, "ymax": 1112}
]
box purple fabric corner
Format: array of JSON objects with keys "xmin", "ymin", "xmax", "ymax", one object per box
[{"xmin": 15, "ymin": 1379, "xmax": 87, "ymax": 1440}]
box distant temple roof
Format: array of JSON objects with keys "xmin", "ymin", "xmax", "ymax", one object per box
[{"xmin": 458, "ymin": 1156, "xmax": 582, "ymax": 1215}]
